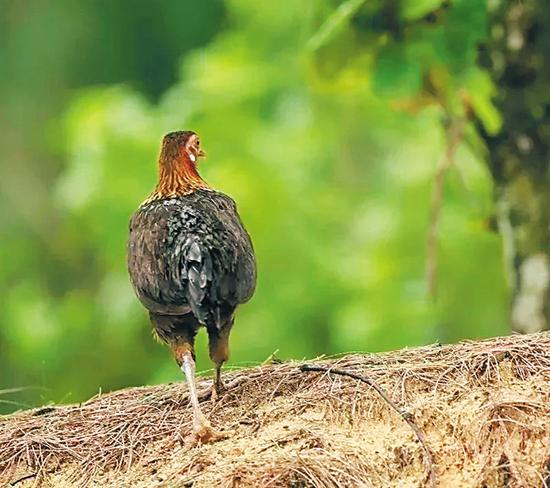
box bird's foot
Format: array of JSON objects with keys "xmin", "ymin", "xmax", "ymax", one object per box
[{"xmin": 187, "ymin": 416, "xmax": 231, "ymax": 447}]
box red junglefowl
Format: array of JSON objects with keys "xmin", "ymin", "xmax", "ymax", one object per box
[{"xmin": 127, "ymin": 131, "xmax": 256, "ymax": 441}]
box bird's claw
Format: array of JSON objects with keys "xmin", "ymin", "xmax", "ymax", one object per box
[{"xmin": 187, "ymin": 419, "xmax": 231, "ymax": 447}]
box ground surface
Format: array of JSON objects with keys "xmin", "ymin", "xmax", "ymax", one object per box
[{"xmin": 1, "ymin": 333, "xmax": 550, "ymax": 487}]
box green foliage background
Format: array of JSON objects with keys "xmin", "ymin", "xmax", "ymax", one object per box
[{"xmin": 0, "ymin": 0, "xmax": 509, "ymax": 413}]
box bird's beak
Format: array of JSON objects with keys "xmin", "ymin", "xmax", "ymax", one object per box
[{"xmin": 198, "ymin": 149, "xmax": 206, "ymax": 159}]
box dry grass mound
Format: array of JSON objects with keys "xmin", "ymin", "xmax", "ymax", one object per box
[{"xmin": 1, "ymin": 333, "xmax": 550, "ymax": 487}]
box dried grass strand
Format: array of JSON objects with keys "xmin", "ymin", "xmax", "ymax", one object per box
[
  {"xmin": 299, "ymin": 363, "xmax": 436, "ymax": 487},
  {"xmin": 0, "ymin": 332, "xmax": 549, "ymax": 487}
]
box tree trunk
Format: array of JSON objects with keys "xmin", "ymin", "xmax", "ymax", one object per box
[{"xmin": 479, "ymin": 0, "xmax": 550, "ymax": 332}]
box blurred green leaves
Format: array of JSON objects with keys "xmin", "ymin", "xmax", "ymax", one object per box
[
  {"xmin": 308, "ymin": 0, "xmax": 369, "ymax": 51},
  {"xmin": 373, "ymin": 43, "xmax": 422, "ymax": 98},
  {"xmin": 400, "ymin": 0, "xmax": 445, "ymax": 21},
  {"xmin": 0, "ymin": 0, "xmax": 509, "ymax": 413}
]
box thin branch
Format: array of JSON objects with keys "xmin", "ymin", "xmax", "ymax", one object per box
[
  {"xmin": 197, "ymin": 374, "xmax": 254, "ymax": 402},
  {"xmin": 307, "ymin": 0, "xmax": 367, "ymax": 51},
  {"xmin": 10, "ymin": 472, "xmax": 38, "ymax": 486},
  {"xmin": 299, "ymin": 363, "xmax": 436, "ymax": 487},
  {"xmin": 426, "ymin": 117, "xmax": 465, "ymax": 299}
]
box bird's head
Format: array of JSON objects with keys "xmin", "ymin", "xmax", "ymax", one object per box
[
  {"xmin": 160, "ymin": 130, "xmax": 206, "ymax": 167},
  {"xmin": 147, "ymin": 131, "xmax": 209, "ymax": 201}
]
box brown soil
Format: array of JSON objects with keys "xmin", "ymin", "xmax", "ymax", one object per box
[{"xmin": 1, "ymin": 332, "xmax": 550, "ymax": 487}]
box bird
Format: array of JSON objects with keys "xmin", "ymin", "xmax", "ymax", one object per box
[{"xmin": 127, "ymin": 131, "xmax": 256, "ymax": 441}]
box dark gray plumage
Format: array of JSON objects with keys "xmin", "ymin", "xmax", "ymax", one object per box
[{"xmin": 128, "ymin": 189, "xmax": 256, "ymax": 344}]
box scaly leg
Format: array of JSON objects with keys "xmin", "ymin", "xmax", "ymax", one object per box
[
  {"xmin": 180, "ymin": 350, "xmax": 214, "ymax": 438},
  {"xmin": 212, "ymin": 361, "xmax": 224, "ymax": 400},
  {"xmin": 174, "ymin": 344, "xmax": 225, "ymax": 444},
  {"xmin": 208, "ymin": 325, "xmax": 231, "ymax": 402}
]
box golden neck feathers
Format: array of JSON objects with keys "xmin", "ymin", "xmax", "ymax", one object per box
[{"xmin": 143, "ymin": 139, "xmax": 209, "ymax": 205}]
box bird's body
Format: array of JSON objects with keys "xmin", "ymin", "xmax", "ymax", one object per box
[
  {"xmin": 127, "ymin": 131, "xmax": 256, "ymax": 441},
  {"xmin": 128, "ymin": 189, "xmax": 256, "ymax": 346}
]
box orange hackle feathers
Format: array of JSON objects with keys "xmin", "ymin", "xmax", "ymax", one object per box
[{"xmin": 143, "ymin": 132, "xmax": 209, "ymax": 205}]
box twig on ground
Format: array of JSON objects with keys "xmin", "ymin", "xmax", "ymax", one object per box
[
  {"xmin": 299, "ymin": 363, "xmax": 436, "ymax": 488},
  {"xmin": 9, "ymin": 470, "xmax": 53, "ymax": 486}
]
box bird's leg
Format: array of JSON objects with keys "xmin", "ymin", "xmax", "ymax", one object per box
[
  {"xmin": 180, "ymin": 349, "xmax": 210, "ymax": 433},
  {"xmin": 208, "ymin": 326, "xmax": 231, "ymax": 402},
  {"xmin": 212, "ymin": 361, "xmax": 224, "ymax": 401},
  {"xmin": 173, "ymin": 343, "xmax": 225, "ymax": 444}
]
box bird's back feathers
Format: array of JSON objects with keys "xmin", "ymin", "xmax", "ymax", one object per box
[{"xmin": 128, "ymin": 189, "xmax": 256, "ymax": 332}]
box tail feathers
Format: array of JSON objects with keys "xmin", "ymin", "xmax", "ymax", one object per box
[{"xmin": 182, "ymin": 237, "xmax": 212, "ymax": 320}]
